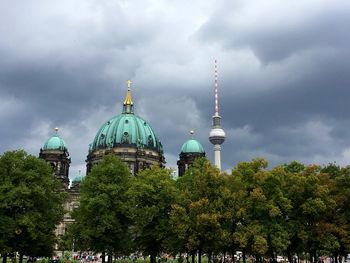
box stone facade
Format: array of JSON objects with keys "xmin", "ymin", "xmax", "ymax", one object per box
[
  {"xmin": 86, "ymin": 144, "xmax": 165, "ymax": 175},
  {"xmin": 177, "ymin": 151, "xmax": 205, "ymax": 177}
]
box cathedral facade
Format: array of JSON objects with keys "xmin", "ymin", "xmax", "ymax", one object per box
[{"xmin": 39, "ymin": 80, "xmax": 213, "ymax": 239}]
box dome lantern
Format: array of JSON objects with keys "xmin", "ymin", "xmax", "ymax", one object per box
[{"xmin": 123, "ymin": 80, "xmax": 134, "ymax": 114}]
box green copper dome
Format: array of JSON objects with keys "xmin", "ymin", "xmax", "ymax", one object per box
[
  {"xmin": 43, "ymin": 134, "xmax": 67, "ymax": 151},
  {"xmin": 86, "ymin": 82, "xmax": 165, "ymax": 176},
  {"xmin": 90, "ymin": 113, "xmax": 163, "ymax": 152},
  {"xmin": 90, "ymin": 82, "xmax": 163, "ymax": 154},
  {"xmin": 72, "ymin": 175, "xmax": 83, "ymax": 183},
  {"xmin": 181, "ymin": 139, "xmax": 205, "ymax": 154},
  {"xmin": 71, "ymin": 173, "xmax": 84, "ymax": 189}
]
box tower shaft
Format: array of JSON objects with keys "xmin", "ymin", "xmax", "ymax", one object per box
[{"xmin": 214, "ymin": 144, "xmax": 221, "ymax": 170}]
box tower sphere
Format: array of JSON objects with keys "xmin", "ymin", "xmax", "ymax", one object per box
[{"xmin": 209, "ymin": 128, "xmax": 226, "ymax": 145}]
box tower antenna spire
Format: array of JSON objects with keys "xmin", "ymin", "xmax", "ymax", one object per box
[{"xmin": 214, "ymin": 59, "xmax": 219, "ymax": 114}]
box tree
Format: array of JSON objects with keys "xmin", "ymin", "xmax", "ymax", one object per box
[
  {"xmin": 71, "ymin": 155, "xmax": 133, "ymax": 262},
  {"xmin": 282, "ymin": 163, "xmax": 336, "ymax": 263},
  {"xmin": 0, "ymin": 150, "xmax": 66, "ymax": 262},
  {"xmin": 219, "ymin": 169, "xmax": 246, "ymax": 261},
  {"xmin": 230, "ymin": 159, "xmax": 270, "ymax": 263},
  {"xmin": 319, "ymin": 164, "xmax": 350, "ymax": 261},
  {"xmin": 171, "ymin": 158, "xmax": 226, "ymax": 263},
  {"xmin": 129, "ymin": 166, "xmax": 177, "ymax": 263}
]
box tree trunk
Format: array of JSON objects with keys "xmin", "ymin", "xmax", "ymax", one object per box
[
  {"xmin": 198, "ymin": 249, "xmax": 202, "ymax": 263},
  {"xmin": 192, "ymin": 253, "xmax": 195, "ymax": 263},
  {"xmin": 270, "ymin": 250, "xmax": 276, "ymax": 263},
  {"xmin": 107, "ymin": 254, "xmax": 112, "ymax": 263},
  {"xmin": 2, "ymin": 253, "xmax": 7, "ymax": 263},
  {"xmin": 19, "ymin": 254, "xmax": 23, "ymax": 263},
  {"xmin": 313, "ymin": 251, "xmax": 317, "ymax": 263},
  {"xmin": 102, "ymin": 252, "xmax": 106, "ymax": 263},
  {"xmin": 150, "ymin": 253, "xmax": 157, "ymax": 263},
  {"xmin": 287, "ymin": 249, "xmax": 292, "ymax": 263},
  {"xmin": 209, "ymin": 252, "xmax": 212, "ymax": 263},
  {"xmin": 335, "ymin": 256, "xmax": 338, "ymax": 263},
  {"xmin": 186, "ymin": 253, "xmax": 189, "ymax": 263},
  {"xmin": 242, "ymin": 249, "xmax": 246, "ymax": 263},
  {"xmin": 231, "ymin": 248, "xmax": 235, "ymax": 263}
]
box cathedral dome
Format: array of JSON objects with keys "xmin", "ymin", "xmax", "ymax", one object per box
[
  {"xmin": 43, "ymin": 128, "xmax": 67, "ymax": 151},
  {"xmin": 90, "ymin": 113, "xmax": 162, "ymax": 152},
  {"xmin": 86, "ymin": 80, "xmax": 165, "ymax": 176},
  {"xmin": 181, "ymin": 139, "xmax": 205, "ymax": 154}
]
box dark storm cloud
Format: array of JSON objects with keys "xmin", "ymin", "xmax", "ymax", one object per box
[
  {"xmin": 197, "ymin": 0, "xmax": 350, "ymax": 63},
  {"xmin": 190, "ymin": 0, "xmax": 350, "ymax": 168},
  {"xmin": 1, "ymin": 0, "xmax": 350, "ymax": 175},
  {"xmin": 0, "ymin": 0, "xmax": 163, "ymax": 175}
]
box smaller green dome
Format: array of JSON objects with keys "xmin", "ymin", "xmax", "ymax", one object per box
[
  {"xmin": 43, "ymin": 135, "xmax": 67, "ymax": 151},
  {"xmin": 71, "ymin": 173, "xmax": 85, "ymax": 189},
  {"xmin": 181, "ymin": 139, "xmax": 205, "ymax": 154},
  {"xmin": 72, "ymin": 175, "xmax": 84, "ymax": 183}
]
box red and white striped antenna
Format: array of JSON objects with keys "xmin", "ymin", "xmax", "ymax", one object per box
[{"xmin": 214, "ymin": 59, "xmax": 219, "ymax": 114}]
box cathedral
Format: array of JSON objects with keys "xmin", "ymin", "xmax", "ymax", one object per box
[{"xmin": 39, "ymin": 63, "xmax": 226, "ymax": 237}]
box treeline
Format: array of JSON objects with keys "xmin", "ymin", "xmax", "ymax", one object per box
[
  {"xmin": 0, "ymin": 150, "xmax": 349, "ymax": 263},
  {"xmin": 63, "ymin": 156, "xmax": 350, "ymax": 263}
]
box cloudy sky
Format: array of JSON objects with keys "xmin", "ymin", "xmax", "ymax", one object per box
[{"xmin": 1, "ymin": 0, "xmax": 350, "ymax": 178}]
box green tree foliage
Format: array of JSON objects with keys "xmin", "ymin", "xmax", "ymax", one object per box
[
  {"xmin": 230, "ymin": 159, "xmax": 272, "ymax": 261},
  {"xmin": 7, "ymin": 147, "xmax": 346, "ymax": 263},
  {"xmin": 63, "ymin": 157, "xmax": 348, "ymax": 262},
  {"xmin": 319, "ymin": 164, "xmax": 350, "ymax": 260},
  {"xmin": 335, "ymin": 166, "xmax": 350, "ymax": 256},
  {"xmin": 129, "ymin": 166, "xmax": 177, "ymax": 263},
  {"xmin": 281, "ymin": 163, "xmax": 337, "ymax": 263},
  {"xmin": 70, "ymin": 155, "xmax": 133, "ymax": 258},
  {"xmin": 0, "ymin": 150, "xmax": 66, "ymax": 259},
  {"xmin": 171, "ymin": 158, "xmax": 226, "ymax": 263}
]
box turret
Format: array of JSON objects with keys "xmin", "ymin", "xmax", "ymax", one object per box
[
  {"xmin": 39, "ymin": 127, "xmax": 71, "ymax": 189},
  {"xmin": 177, "ymin": 131, "xmax": 205, "ymax": 176}
]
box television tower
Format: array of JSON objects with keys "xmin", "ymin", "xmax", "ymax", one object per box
[{"xmin": 209, "ymin": 60, "xmax": 226, "ymax": 170}]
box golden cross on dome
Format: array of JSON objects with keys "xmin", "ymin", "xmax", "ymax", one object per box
[{"xmin": 124, "ymin": 80, "xmax": 133, "ymax": 105}]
